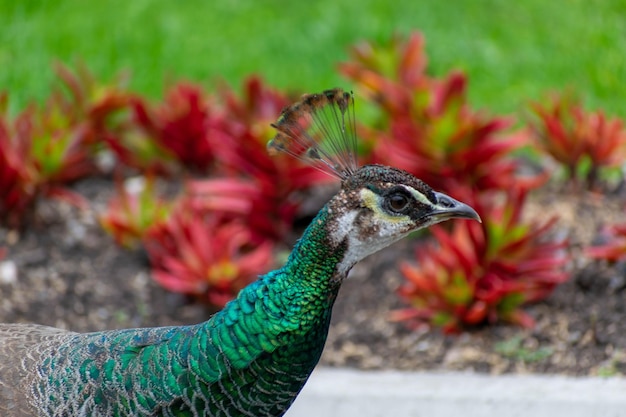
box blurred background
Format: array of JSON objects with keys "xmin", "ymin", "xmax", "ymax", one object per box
[
  {"xmin": 2, "ymin": 0, "xmax": 626, "ymax": 379},
  {"xmin": 2, "ymin": 0, "xmax": 625, "ymax": 115}
]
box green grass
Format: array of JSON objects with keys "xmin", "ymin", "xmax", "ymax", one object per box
[{"xmin": 1, "ymin": 0, "xmax": 626, "ymax": 116}]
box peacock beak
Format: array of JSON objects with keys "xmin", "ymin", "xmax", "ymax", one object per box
[{"xmin": 431, "ymin": 191, "xmax": 482, "ymax": 223}]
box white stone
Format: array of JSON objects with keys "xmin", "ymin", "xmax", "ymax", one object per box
[{"xmin": 0, "ymin": 260, "xmax": 17, "ymax": 284}]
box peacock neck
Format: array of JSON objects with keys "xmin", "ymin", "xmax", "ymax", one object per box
[
  {"xmin": 279, "ymin": 205, "xmax": 348, "ymax": 294},
  {"xmin": 168, "ymin": 204, "xmax": 350, "ymax": 415},
  {"xmin": 32, "ymin": 205, "xmax": 352, "ymax": 416},
  {"xmin": 191, "ymin": 203, "xmax": 348, "ymax": 374}
]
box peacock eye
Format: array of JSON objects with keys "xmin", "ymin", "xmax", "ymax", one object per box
[{"xmin": 387, "ymin": 193, "xmax": 410, "ymax": 213}]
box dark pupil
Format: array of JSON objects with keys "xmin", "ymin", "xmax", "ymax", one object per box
[{"xmin": 389, "ymin": 194, "xmax": 409, "ymax": 211}]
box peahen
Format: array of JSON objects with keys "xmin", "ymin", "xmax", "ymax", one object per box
[{"xmin": 0, "ymin": 88, "xmax": 480, "ymax": 417}]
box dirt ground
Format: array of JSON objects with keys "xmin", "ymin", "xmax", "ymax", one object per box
[{"xmin": 1, "ymin": 177, "xmax": 626, "ymax": 377}]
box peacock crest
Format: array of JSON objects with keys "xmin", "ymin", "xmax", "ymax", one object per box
[{"xmin": 268, "ymin": 88, "xmax": 359, "ymax": 180}]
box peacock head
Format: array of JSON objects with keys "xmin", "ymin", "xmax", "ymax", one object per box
[
  {"xmin": 268, "ymin": 88, "xmax": 480, "ymax": 276},
  {"xmin": 325, "ymin": 164, "xmax": 479, "ymax": 275}
]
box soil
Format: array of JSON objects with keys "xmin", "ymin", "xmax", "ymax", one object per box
[{"xmin": 1, "ymin": 177, "xmax": 626, "ymax": 377}]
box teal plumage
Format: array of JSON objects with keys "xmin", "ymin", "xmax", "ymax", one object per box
[
  {"xmin": 0, "ymin": 89, "xmax": 480, "ymax": 417},
  {"xmin": 1, "ymin": 206, "xmax": 342, "ymax": 416}
]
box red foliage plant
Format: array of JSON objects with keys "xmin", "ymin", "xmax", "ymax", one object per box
[
  {"xmin": 99, "ymin": 175, "xmax": 281, "ymax": 307},
  {"xmin": 99, "ymin": 175, "xmax": 172, "ymax": 249},
  {"xmin": 0, "ymin": 93, "xmax": 38, "ymax": 227},
  {"xmin": 0, "ymin": 64, "xmax": 132, "ymax": 228},
  {"xmin": 101, "ymin": 77, "xmax": 333, "ymax": 307},
  {"xmin": 529, "ymin": 94, "xmax": 626, "ymax": 189},
  {"xmin": 393, "ymin": 188, "xmax": 570, "ymax": 333},
  {"xmin": 340, "ymin": 32, "xmax": 537, "ymax": 195},
  {"xmin": 126, "ymin": 83, "xmax": 220, "ymax": 175},
  {"xmin": 214, "ymin": 77, "xmax": 333, "ymax": 240},
  {"xmin": 121, "ymin": 77, "xmax": 330, "ymax": 240},
  {"xmin": 51, "ymin": 63, "xmax": 131, "ymax": 143},
  {"xmin": 587, "ymin": 224, "xmax": 626, "ymax": 262},
  {"xmin": 143, "ymin": 178, "xmax": 275, "ymax": 308},
  {"xmin": 338, "ymin": 31, "xmax": 567, "ymax": 334}
]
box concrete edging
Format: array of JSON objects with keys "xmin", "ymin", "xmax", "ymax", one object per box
[{"xmin": 286, "ymin": 367, "xmax": 626, "ymax": 417}]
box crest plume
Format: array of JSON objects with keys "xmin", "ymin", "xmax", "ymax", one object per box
[{"xmin": 268, "ymin": 88, "xmax": 358, "ymax": 180}]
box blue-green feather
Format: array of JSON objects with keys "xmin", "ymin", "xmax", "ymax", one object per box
[{"xmin": 26, "ymin": 207, "xmax": 343, "ymax": 416}]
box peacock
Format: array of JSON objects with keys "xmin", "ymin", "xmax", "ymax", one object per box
[{"xmin": 0, "ymin": 88, "xmax": 480, "ymax": 417}]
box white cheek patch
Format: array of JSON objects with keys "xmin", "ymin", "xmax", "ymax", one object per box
[
  {"xmin": 330, "ymin": 210, "xmax": 358, "ymax": 244},
  {"xmin": 331, "ymin": 210, "xmax": 364, "ymax": 276},
  {"xmin": 330, "ymin": 189, "xmax": 417, "ymax": 276}
]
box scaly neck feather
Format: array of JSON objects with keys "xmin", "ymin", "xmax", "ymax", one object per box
[
  {"xmin": 32, "ymin": 203, "xmax": 350, "ymax": 417},
  {"xmin": 199, "ymin": 203, "xmax": 348, "ymax": 363}
]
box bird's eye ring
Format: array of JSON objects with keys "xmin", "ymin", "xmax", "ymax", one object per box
[{"xmin": 388, "ymin": 193, "xmax": 409, "ymax": 212}]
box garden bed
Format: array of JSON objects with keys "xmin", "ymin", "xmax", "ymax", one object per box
[{"xmin": 1, "ymin": 177, "xmax": 625, "ymax": 377}]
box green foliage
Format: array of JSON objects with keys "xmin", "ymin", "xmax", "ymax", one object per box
[
  {"xmin": 2, "ymin": 0, "xmax": 626, "ymax": 119},
  {"xmin": 494, "ymin": 335, "xmax": 554, "ymax": 363},
  {"xmin": 594, "ymin": 351, "xmax": 626, "ymax": 377}
]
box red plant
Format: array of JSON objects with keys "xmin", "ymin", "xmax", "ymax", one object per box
[
  {"xmin": 340, "ymin": 32, "xmax": 539, "ymax": 195},
  {"xmin": 219, "ymin": 76, "xmax": 292, "ymax": 141},
  {"xmin": 0, "ymin": 94, "xmax": 37, "ymax": 227},
  {"xmin": 125, "ymin": 77, "xmax": 329, "ymax": 239},
  {"xmin": 587, "ymin": 224, "xmax": 626, "ymax": 262},
  {"xmin": 100, "ymin": 175, "xmax": 278, "ymax": 307},
  {"xmin": 213, "ymin": 77, "xmax": 333, "ymax": 240},
  {"xmin": 143, "ymin": 179, "xmax": 275, "ymax": 308},
  {"xmin": 529, "ymin": 94, "xmax": 626, "ymax": 189},
  {"xmin": 102, "ymin": 78, "xmax": 333, "ymax": 307},
  {"xmin": 102, "ymin": 126, "xmax": 175, "ymax": 176},
  {"xmin": 51, "ymin": 63, "xmax": 131, "ymax": 143},
  {"xmin": 99, "ymin": 175, "xmax": 172, "ymax": 249},
  {"xmin": 183, "ymin": 177, "xmax": 286, "ymax": 242},
  {"xmin": 0, "ymin": 98, "xmax": 92, "ymax": 228},
  {"xmin": 394, "ymin": 188, "xmax": 570, "ymax": 333},
  {"xmin": 129, "ymin": 83, "xmax": 222, "ymax": 174},
  {"xmin": 44, "ymin": 64, "xmax": 133, "ymax": 175},
  {"xmin": 216, "ymin": 77, "xmax": 325, "ymax": 182},
  {"xmin": 0, "ymin": 64, "xmax": 132, "ymax": 228}
]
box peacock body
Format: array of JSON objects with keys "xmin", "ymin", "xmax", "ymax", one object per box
[{"xmin": 0, "ymin": 89, "xmax": 479, "ymax": 416}]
